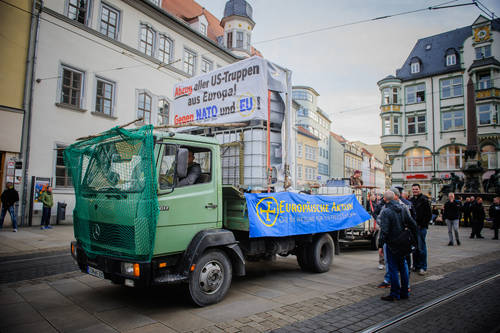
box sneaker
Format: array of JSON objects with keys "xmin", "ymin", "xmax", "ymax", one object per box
[
  {"xmin": 418, "ymin": 269, "xmax": 427, "ymax": 276},
  {"xmin": 13, "ymin": 229, "xmax": 17, "ymax": 232},
  {"xmin": 46, "ymin": 225, "xmax": 53, "ymax": 229},
  {"xmin": 40, "ymin": 226, "xmax": 45, "ymax": 230},
  {"xmin": 448, "ymin": 242, "xmax": 453, "ymax": 246},
  {"xmin": 378, "ymin": 264, "xmax": 384, "ymax": 270},
  {"xmin": 377, "ymin": 282, "xmax": 390, "ymax": 288},
  {"xmin": 381, "ymin": 295, "xmax": 397, "ymax": 301},
  {"xmin": 457, "ymin": 240, "xmax": 461, "ymax": 246}
]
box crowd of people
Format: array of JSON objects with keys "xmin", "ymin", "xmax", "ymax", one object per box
[{"xmin": 365, "ymin": 184, "xmax": 500, "ymax": 302}]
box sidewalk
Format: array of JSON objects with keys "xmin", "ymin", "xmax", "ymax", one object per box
[{"xmin": 0, "ymin": 224, "xmax": 75, "ymax": 257}]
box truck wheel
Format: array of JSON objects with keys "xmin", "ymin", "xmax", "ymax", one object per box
[
  {"xmin": 370, "ymin": 230, "xmax": 380, "ymax": 251},
  {"xmin": 188, "ymin": 249, "xmax": 232, "ymax": 306},
  {"xmin": 296, "ymin": 245, "xmax": 311, "ymax": 271},
  {"xmin": 308, "ymin": 233, "xmax": 334, "ymax": 273}
]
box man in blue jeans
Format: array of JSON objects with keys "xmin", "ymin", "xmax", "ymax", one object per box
[
  {"xmin": 378, "ymin": 190, "xmax": 418, "ymax": 301},
  {"xmin": 410, "ymin": 183, "xmax": 432, "ymax": 275},
  {"xmin": 0, "ymin": 182, "xmax": 19, "ymax": 232}
]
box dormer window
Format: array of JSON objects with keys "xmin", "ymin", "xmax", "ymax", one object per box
[
  {"xmin": 411, "ymin": 62, "xmax": 420, "ymax": 74},
  {"xmin": 200, "ymin": 23, "xmax": 207, "ymax": 36},
  {"xmin": 446, "ymin": 54, "xmax": 456, "ymax": 66},
  {"xmin": 227, "ymin": 31, "xmax": 233, "ymax": 48}
]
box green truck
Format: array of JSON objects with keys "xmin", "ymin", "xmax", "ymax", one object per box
[{"xmin": 66, "ymin": 126, "xmax": 339, "ymax": 306}]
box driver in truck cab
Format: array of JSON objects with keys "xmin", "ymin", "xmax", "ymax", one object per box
[{"xmin": 178, "ymin": 149, "xmax": 201, "ymax": 186}]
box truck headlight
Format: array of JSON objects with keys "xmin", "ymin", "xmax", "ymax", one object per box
[{"xmin": 121, "ymin": 262, "xmax": 140, "ymax": 277}]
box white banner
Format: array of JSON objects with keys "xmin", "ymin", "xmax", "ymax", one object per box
[{"xmin": 171, "ymin": 56, "xmax": 268, "ymax": 126}]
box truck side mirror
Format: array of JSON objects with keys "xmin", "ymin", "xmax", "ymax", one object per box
[{"xmin": 177, "ymin": 148, "xmax": 188, "ymax": 178}]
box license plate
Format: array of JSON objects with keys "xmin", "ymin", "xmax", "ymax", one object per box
[{"xmin": 87, "ymin": 266, "xmax": 104, "ymax": 279}]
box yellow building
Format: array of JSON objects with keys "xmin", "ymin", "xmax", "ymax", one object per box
[
  {"xmin": 0, "ymin": 0, "xmax": 32, "ymax": 191},
  {"xmin": 296, "ymin": 126, "xmax": 320, "ymax": 190}
]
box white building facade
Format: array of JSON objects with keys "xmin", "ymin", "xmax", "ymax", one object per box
[
  {"xmin": 378, "ymin": 16, "xmax": 500, "ymax": 197},
  {"xmin": 23, "ymin": 0, "xmax": 241, "ymax": 223}
]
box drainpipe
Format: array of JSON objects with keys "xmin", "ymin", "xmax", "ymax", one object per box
[{"xmin": 20, "ymin": 0, "xmax": 42, "ymax": 226}]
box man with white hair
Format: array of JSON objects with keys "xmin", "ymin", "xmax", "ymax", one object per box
[{"xmin": 378, "ymin": 190, "xmax": 418, "ymax": 301}]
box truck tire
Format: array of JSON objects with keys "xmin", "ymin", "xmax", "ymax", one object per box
[
  {"xmin": 296, "ymin": 245, "xmax": 311, "ymax": 271},
  {"xmin": 188, "ymin": 249, "xmax": 232, "ymax": 306},
  {"xmin": 370, "ymin": 230, "xmax": 380, "ymax": 251},
  {"xmin": 308, "ymin": 233, "xmax": 334, "ymax": 273}
]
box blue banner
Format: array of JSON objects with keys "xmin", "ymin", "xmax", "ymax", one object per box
[{"xmin": 244, "ymin": 193, "xmax": 371, "ymax": 238}]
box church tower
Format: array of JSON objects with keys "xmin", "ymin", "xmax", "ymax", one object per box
[{"xmin": 220, "ymin": 0, "xmax": 255, "ymax": 58}]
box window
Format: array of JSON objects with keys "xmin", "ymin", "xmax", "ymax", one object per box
[
  {"xmin": 381, "ymin": 87, "xmax": 400, "ymax": 104},
  {"xmin": 441, "ymin": 77, "xmax": 462, "ymax": 98},
  {"xmin": 297, "ymin": 107, "xmax": 309, "ymax": 117},
  {"xmin": 227, "ymin": 31, "xmax": 233, "ymax": 48},
  {"xmin": 297, "ymin": 164, "xmax": 302, "ymax": 179},
  {"xmin": 200, "ymin": 23, "xmax": 207, "ymax": 36},
  {"xmin": 410, "ymin": 61, "xmax": 420, "ymax": 74},
  {"xmin": 236, "ymin": 31, "xmax": 244, "ymax": 48},
  {"xmin": 61, "ymin": 67, "xmax": 83, "ymax": 107},
  {"xmin": 100, "ymin": 4, "xmax": 119, "ymax": 39},
  {"xmin": 442, "ymin": 109, "xmax": 464, "ymax": 131},
  {"xmin": 140, "ymin": 25, "xmax": 155, "ymax": 56},
  {"xmin": 406, "ymin": 84, "xmax": 425, "ymax": 104},
  {"xmin": 305, "ymin": 145, "xmax": 316, "ymax": 160},
  {"xmin": 159, "ymin": 144, "xmax": 176, "ymax": 190},
  {"xmin": 157, "ymin": 36, "xmax": 172, "ymax": 63},
  {"xmin": 201, "ymin": 58, "xmax": 213, "ymax": 73},
  {"xmin": 446, "ymin": 54, "xmax": 456, "ymax": 66},
  {"xmin": 297, "ymin": 143, "xmax": 303, "ymax": 158},
  {"xmin": 95, "ymin": 78, "xmax": 114, "ymax": 115},
  {"xmin": 477, "ymin": 103, "xmax": 495, "ymax": 125},
  {"xmin": 246, "ymin": 33, "xmax": 251, "ymax": 50},
  {"xmin": 404, "ymin": 148, "xmax": 432, "ymax": 171},
  {"xmin": 137, "ymin": 92, "xmax": 152, "ymax": 123},
  {"xmin": 382, "ymin": 115, "xmax": 400, "ymax": 135},
  {"xmin": 292, "ymin": 90, "xmax": 313, "ymax": 102},
  {"xmin": 170, "ymin": 146, "xmax": 212, "ymax": 187},
  {"xmin": 56, "ymin": 144, "xmax": 72, "ymax": 188},
  {"xmin": 305, "ymin": 167, "xmax": 316, "ymax": 181},
  {"xmin": 475, "ymin": 45, "xmax": 491, "ymax": 59},
  {"xmin": 481, "ymin": 144, "xmax": 497, "ymax": 169},
  {"xmin": 439, "ymin": 145, "xmax": 464, "ymax": 170},
  {"xmin": 477, "ymin": 72, "xmax": 491, "ymax": 90},
  {"xmin": 318, "ymin": 163, "xmax": 329, "ymax": 175},
  {"xmin": 407, "ymin": 114, "xmax": 426, "ymax": 134},
  {"xmin": 183, "ymin": 49, "xmax": 196, "ymax": 75},
  {"xmin": 68, "ymin": 0, "xmax": 89, "ymax": 24},
  {"xmin": 158, "ymin": 99, "xmax": 169, "ymax": 125}
]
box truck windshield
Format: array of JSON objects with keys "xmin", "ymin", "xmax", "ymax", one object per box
[
  {"xmin": 82, "ymin": 140, "xmax": 146, "ymax": 193},
  {"xmin": 159, "ymin": 144, "xmax": 176, "ymax": 190}
]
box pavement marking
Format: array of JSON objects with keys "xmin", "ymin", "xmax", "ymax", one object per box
[{"xmin": 360, "ymin": 272, "xmax": 500, "ymax": 333}]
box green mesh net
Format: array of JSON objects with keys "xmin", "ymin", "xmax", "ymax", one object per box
[{"xmin": 64, "ymin": 125, "xmax": 159, "ymax": 262}]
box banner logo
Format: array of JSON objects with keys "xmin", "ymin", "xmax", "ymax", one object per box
[{"xmin": 256, "ymin": 196, "xmax": 279, "ymax": 227}]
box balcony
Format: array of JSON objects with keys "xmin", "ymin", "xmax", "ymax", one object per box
[
  {"xmin": 476, "ymin": 79, "xmax": 500, "ymax": 100},
  {"xmin": 380, "ymin": 104, "xmax": 401, "ymax": 112}
]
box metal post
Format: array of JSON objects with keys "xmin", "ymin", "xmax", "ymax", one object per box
[{"xmin": 267, "ymin": 90, "xmax": 271, "ymax": 193}]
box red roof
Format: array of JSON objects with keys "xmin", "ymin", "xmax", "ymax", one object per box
[
  {"xmin": 162, "ymin": 0, "xmax": 262, "ymax": 57},
  {"xmin": 330, "ymin": 131, "xmax": 346, "ymax": 143},
  {"xmin": 298, "ymin": 126, "xmax": 320, "ymax": 140}
]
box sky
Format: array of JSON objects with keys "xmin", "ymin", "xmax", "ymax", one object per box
[{"xmin": 196, "ymin": 0, "xmax": 500, "ymax": 144}]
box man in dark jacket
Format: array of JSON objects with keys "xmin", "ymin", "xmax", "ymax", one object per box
[
  {"xmin": 443, "ymin": 193, "xmax": 461, "ymax": 246},
  {"xmin": 462, "ymin": 197, "xmax": 472, "ymax": 228},
  {"xmin": 410, "ymin": 183, "xmax": 432, "ymax": 275},
  {"xmin": 378, "ymin": 190, "xmax": 418, "ymax": 301},
  {"xmin": 471, "ymin": 197, "xmax": 486, "ymax": 239},
  {"xmin": 490, "ymin": 196, "xmax": 500, "ymax": 240},
  {"xmin": 0, "ymin": 182, "xmax": 19, "ymax": 232}
]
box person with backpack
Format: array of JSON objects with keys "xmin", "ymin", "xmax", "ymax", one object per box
[{"xmin": 378, "ymin": 190, "xmax": 418, "ymax": 301}]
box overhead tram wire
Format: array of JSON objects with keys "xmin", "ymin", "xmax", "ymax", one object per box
[
  {"xmin": 473, "ymin": 0, "xmax": 496, "ymax": 19},
  {"xmin": 0, "ymin": 0, "xmax": 488, "ymax": 81}
]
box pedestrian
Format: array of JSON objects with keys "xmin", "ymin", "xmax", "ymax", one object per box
[
  {"xmin": 410, "ymin": 183, "xmax": 432, "ymax": 276},
  {"xmin": 489, "ymin": 196, "xmax": 500, "ymax": 240},
  {"xmin": 462, "ymin": 197, "xmax": 472, "ymax": 228},
  {"xmin": 0, "ymin": 182, "xmax": 19, "ymax": 232},
  {"xmin": 443, "ymin": 193, "xmax": 461, "ymax": 246},
  {"xmin": 378, "ymin": 190, "xmax": 417, "ymax": 301},
  {"xmin": 470, "ymin": 197, "xmax": 485, "ymax": 239},
  {"xmin": 39, "ymin": 186, "xmax": 54, "ymax": 230}
]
